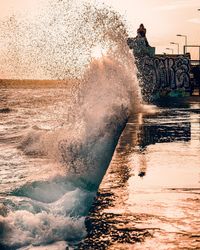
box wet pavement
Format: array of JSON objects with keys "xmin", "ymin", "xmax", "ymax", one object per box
[{"xmin": 79, "ymin": 98, "xmax": 200, "ymax": 250}]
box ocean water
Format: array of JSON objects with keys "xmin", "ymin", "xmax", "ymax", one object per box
[
  {"xmin": 0, "ymin": 84, "xmax": 88, "ymax": 249},
  {"xmin": 0, "ymin": 53, "xmax": 141, "ymax": 250},
  {"xmin": 0, "ymin": 1, "xmax": 142, "ymax": 248},
  {"xmin": 1, "ymin": 85, "xmax": 199, "ymax": 250}
]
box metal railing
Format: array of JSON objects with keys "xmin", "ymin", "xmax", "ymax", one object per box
[
  {"xmin": 190, "ymin": 60, "xmax": 200, "ymax": 66},
  {"xmin": 183, "ymin": 45, "xmax": 200, "ymax": 65}
]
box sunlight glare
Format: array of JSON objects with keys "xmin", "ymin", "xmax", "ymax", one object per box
[{"xmin": 91, "ymin": 45, "xmax": 107, "ymax": 59}]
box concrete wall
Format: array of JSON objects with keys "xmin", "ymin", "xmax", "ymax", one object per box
[
  {"xmin": 127, "ymin": 37, "xmax": 191, "ymax": 101},
  {"xmin": 136, "ymin": 55, "xmax": 191, "ymax": 100}
]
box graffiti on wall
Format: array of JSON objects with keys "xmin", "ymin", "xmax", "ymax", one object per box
[{"xmin": 136, "ymin": 55, "xmax": 191, "ymax": 99}]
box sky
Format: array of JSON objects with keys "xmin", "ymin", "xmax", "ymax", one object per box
[
  {"xmin": 104, "ymin": 0, "xmax": 200, "ymax": 55},
  {"xmin": 0, "ymin": 0, "xmax": 199, "ymax": 53},
  {"xmin": 0, "ymin": 0, "xmax": 199, "ymax": 78}
]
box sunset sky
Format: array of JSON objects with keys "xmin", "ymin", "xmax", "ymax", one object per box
[
  {"xmin": 105, "ymin": 0, "xmax": 200, "ymax": 55},
  {"xmin": 0, "ymin": 0, "xmax": 199, "ymax": 78},
  {"xmin": 1, "ymin": 0, "xmax": 199, "ymax": 51}
]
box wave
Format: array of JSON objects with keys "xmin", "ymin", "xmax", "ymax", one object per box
[
  {"xmin": 0, "ymin": 56, "xmax": 140, "ymax": 249},
  {"xmin": 0, "ymin": 1, "xmax": 142, "ymax": 248},
  {"xmin": 0, "ymin": 106, "xmax": 128, "ymax": 248}
]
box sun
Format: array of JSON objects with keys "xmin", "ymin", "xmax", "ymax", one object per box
[{"xmin": 91, "ymin": 45, "xmax": 108, "ymax": 59}]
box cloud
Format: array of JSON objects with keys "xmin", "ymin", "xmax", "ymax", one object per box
[
  {"xmin": 153, "ymin": 0, "xmax": 199, "ymax": 11},
  {"xmin": 188, "ymin": 18, "xmax": 200, "ymax": 24}
]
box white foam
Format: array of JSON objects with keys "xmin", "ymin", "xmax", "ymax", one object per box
[
  {"xmin": 0, "ymin": 210, "xmax": 86, "ymax": 247},
  {"xmin": 19, "ymin": 241, "xmax": 68, "ymax": 250}
]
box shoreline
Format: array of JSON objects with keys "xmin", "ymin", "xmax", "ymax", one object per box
[{"xmin": 0, "ymin": 79, "xmax": 73, "ymax": 88}]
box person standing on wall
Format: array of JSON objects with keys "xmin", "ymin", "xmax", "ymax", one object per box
[{"xmin": 137, "ymin": 24, "xmax": 149, "ymax": 47}]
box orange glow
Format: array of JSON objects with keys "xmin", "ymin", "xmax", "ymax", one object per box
[
  {"xmin": 0, "ymin": 0, "xmax": 200, "ymax": 79},
  {"xmin": 91, "ymin": 45, "xmax": 108, "ymax": 59},
  {"xmin": 95, "ymin": 0, "xmax": 200, "ymax": 54},
  {"xmin": 0, "ymin": 0, "xmax": 44, "ymax": 16}
]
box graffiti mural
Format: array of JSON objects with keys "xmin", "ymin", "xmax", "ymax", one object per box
[
  {"xmin": 127, "ymin": 37, "xmax": 192, "ymax": 100},
  {"xmin": 136, "ymin": 55, "xmax": 191, "ymax": 100}
]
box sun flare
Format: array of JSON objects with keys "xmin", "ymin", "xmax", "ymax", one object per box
[{"xmin": 91, "ymin": 45, "xmax": 108, "ymax": 59}]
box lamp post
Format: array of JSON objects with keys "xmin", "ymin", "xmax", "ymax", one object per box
[
  {"xmin": 170, "ymin": 42, "xmax": 179, "ymax": 54},
  {"xmin": 166, "ymin": 48, "xmax": 174, "ymax": 54},
  {"xmin": 176, "ymin": 34, "xmax": 187, "ymax": 54}
]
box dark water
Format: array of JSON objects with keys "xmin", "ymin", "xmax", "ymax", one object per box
[{"xmin": 79, "ymin": 98, "xmax": 200, "ymax": 250}]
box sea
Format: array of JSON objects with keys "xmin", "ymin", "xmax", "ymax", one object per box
[
  {"xmin": 0, "ymin": 50, "xmax": 141, "ymax": 250},
  {"xmin": 0, "ymin": 80, "xmax": 200, "ymax": 250}
]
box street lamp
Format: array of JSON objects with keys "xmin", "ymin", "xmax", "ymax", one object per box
[
  {"xmin": 166, "ymin": 48, "xmax": 174, "ymax": 54},
  {"xmin": 177, "ymin": 34, "xmax": 187, "ymax": 54},
  {"xmin": 170, "ymin": 42, "xmax": 179, "ymax": 54}
]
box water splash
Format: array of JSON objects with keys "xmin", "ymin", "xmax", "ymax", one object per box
[
  {"xmin": 0, "ymin": 0, "xmax": 142, "ymax": 248},
  {"xmin": 0, "ymin": 0, "xmax": 131, "ymax": 80}
]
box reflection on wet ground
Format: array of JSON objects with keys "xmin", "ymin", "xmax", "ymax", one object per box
[{"xmin": 79, "ymin": 99, "xmax": 200, "ymax": 250}]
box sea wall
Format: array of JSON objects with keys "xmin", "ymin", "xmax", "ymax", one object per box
[
  {"xmin": 127, "ymin": 37, "xmax": 191, "ymax": 101},
  {"xmin": 136, "ymin": 55, "xmax": 191, "ymax": 100}
]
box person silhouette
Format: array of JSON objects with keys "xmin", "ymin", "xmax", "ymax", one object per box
[{"xmin": 137, "ymin": 24, "xmax": 149, "ymax": 47}]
